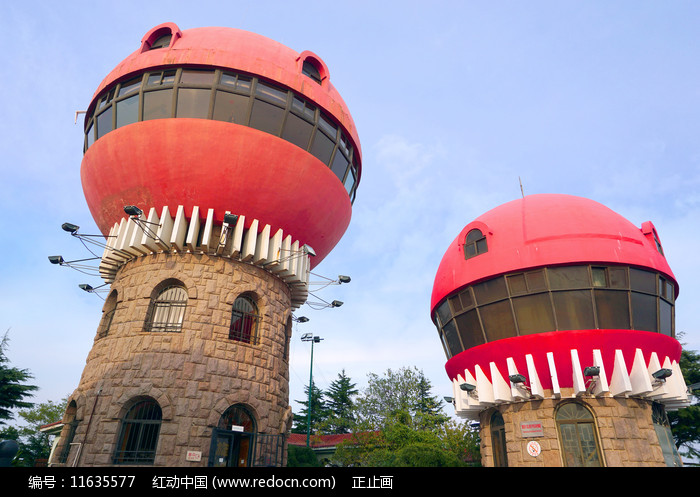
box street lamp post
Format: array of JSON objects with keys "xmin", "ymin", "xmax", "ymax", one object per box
[{"xmin": 301, "ymin": 333, "xmax": 323, "ymax": 447}]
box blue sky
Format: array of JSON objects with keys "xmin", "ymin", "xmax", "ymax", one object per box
[{"xmin": 1, "ymin": 1, "xmax": 699, "ymax": 429}]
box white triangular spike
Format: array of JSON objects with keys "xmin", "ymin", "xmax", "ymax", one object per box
[
  {"xmin": 491, "ymin": 362, "xmax": 513, "ymax": 403},
  {"xmin": 156, "ymin": 206, "xmax": 173, "ymax": 251},
  {"xmin": 140, "ymin": 207, "xmax": 161, "ymax": 252},
  {"xmin": 475, "ymin": 364, "xmax": 494, "ymax": 405},
  {"xmin": 241, "ymin": 219, "xmax": 258, "ymax": 262},
  {"xmin": 609, "ymin": 349, "xmax": 633, "ymax": 397},
  {"xmin": 547, "ymin": 352, "xmax": 561, "ymax": 398},
  {"xmin": 170, "ymin": 205, "xmax": 187, "ymax": 251},
  {"xmin": 591, "ymin": 349, "xmax": 610, "ymax": 396},
  {"xmin": 185, "ymin": 206, "xmax": 201, "ymax": 252},
  {"xmin": 629, "ymin": 348, "xmax": 653, "ymax": 395},
  {"xmin": 266, "ymin": 229, "xmax": 285, "ymax": 273},
  {"xmin": 253, "ymin": 224, "xmax": 271, "ymax": 264},
  {"xmin": 647, "ymin": 352, "xmax": 668, "ymax": 398},
  {"xmin": 231, "ymin": 214, "xmax": 245, "ymax": 258},
  {"xmin": 571, "ymin": 349, "xmax": 587, "ymax": 396},
  {"xmin": 506, "ymin": 358, "xmax": 528, "ymax": 400},
  {"xmin": 526, "ymin": 354, "xmax": 544, "ymax": 399},
  {"xmin": 128, "ymin": 214, "xmax": 150, "ymax": 255},
  {"xmin": 669, "ymin": 360, "xmax": 690, "ymax": 403},
  {"xmin": 200, "ymin": 208, "xmax": 215, "ymax": 253}
]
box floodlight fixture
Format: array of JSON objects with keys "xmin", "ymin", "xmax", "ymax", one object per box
[
  {"xmin": 444, "ymin": 396, "xmax": 455, "ymax": 403},
  {"xmin": 62, "ymin": 223, "xmax": 80, "ymax": 233},
  {"xmin": 460, "ymin": 383, "xmax": 476, "ymax": 392},
  {"xmin": 509, "ymin": 374, "xmax": 527, "ymax": 384},
  {"xmin": 79, "ymin": 282, "xmax": 109, "ymax": 293},
  {"xmin": 308, "ymin": 272, "xmax": 352, "ymax": 289},
  {"xmin": 584, "ymin": 366, "xmax": 600, "ymax": 377},
  {"xmin": 124, "ymin": 205, "xmax": 143, "ymax": 217},
  {"xmin": 224, "ymin": 213, "xmax": 239, "ymax": 225},
  {"xmin": 294, "ymin": 316, "xmax": 309, "ymax": 323},
  {"xmin": 652, "ymin": 368, "xmax": 673, "ymax": 382},
  {"xmin": 584, "ymin": 366, "xmax": 600, "ymax": 395},
  {"xmin": 48, "ymin": 254, "xmax": 102, "ymax": 277},
  {"xmin": 302, "ymin": 244, "xmax": 316, "ymax": 257},
  {"xmin": 331, "ymin": 300, "xmax": 343, "ymax": 308}
]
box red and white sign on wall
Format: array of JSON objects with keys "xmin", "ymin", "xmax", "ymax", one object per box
[
  {"xmin": 520, "ymin": 421, "xmax": 544, "ymax": 437},
  {"xmin": 527, "ymin": 441, "xmax": 541, "ymax": 457}
]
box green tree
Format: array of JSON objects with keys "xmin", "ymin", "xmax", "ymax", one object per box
[
  {"xmin": 0, "ymin": 332, "xmax": 37, "ymax": 424},
  {"xmin": 291, "ymin": 380, "xmax": 327, "ymax": 437},
  {"xmin": 322, "ymin": 369, "xmax": 358, "ymax": 434},
  {"xmin": 333, "ymin": 409, "xmax": 478, "ymax": 467},
  {"xmin": 287, "ymin": 445, "xmax": 321, "ymax": 467},
  {"xmin": 0, "ymin": 398, "xmax": 67, "ymax": 467},
  {"xmin": 669, "ymin": 348, "xmax": 700, "ymax": 462},
  {"xmin": 354, "ymin": 366, "xmax": 446, "ymax": 430},
  {"xmin": 332, "ymin": 366, "xmax": 479, "ymax": 467}
]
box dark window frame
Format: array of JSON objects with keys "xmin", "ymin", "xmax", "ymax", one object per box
[
  {"xmin": 555, "ymin": 402, "xmax": 603, "ymax": 467},
  {"xmin": 464, "ymin": 229, "xmax": 488, "ymax": 259},
  {"xmin": 112, "ymin": 399, "xmax": 162, "ymax": 465},
  {"xmin": 83, "ymin": 66, "xmax": 360, "ymax": 202},
  {"xmin": 229, "ymin": 295, "xmax": 260, "ymax": 345},
  {"xmin": 144, "ymin": 283, "xmax": 188, "ymax": 333},
  {"xmin": 433, "ymin": 264, "xmax": 675, "ymax": 359}
]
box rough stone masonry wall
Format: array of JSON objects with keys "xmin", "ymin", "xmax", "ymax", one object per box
[
  {"xmin": 59, "ymin": 252, "xmax": 292, "ymax": 467},
  {"xmin": 479, "ymin": 390, "xmax": 667, "ymax": 467}
]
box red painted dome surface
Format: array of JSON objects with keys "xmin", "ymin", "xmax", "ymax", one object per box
[
  {"xmin": 81, "ymin": 23, "xmax": 361, "ymax": 266},
  {"xmin": 89, "ymin": 23, "xmax": 360, "ymax": 156},
  {"xmin": 431, "ymin": 194, "xmax": 677, "ymax": 314}
]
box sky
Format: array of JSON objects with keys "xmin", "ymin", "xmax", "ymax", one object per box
[{"xmin": 1, "ymin": 1, "xmax": 699, "ymax": 432}]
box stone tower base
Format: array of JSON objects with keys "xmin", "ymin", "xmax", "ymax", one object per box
[
  {"xmin": 54, "ymin": 252, "xmax": 293, "ymax": 467},
  {"xmin": 478, "ymin": 390, "xmax": 682, "ymax": 467}
]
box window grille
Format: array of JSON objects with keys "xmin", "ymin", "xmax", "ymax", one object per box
[
  {"xmin": 113, "ymin": 400, "xmax": 162, "ymax": 465},
  {"xmin": 145, "ymin": 285, "xmax": 187, "ymax": 333},
  {"xmin": 230, "ymin": 296, "xmax": 260, "ymax": 344}
]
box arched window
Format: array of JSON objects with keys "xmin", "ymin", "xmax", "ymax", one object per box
[
  {"xmin": 283, "ymin": 316, "xmax": 292, "ymax": 361},
  {"xmin": 555, "ymin": 402, "xmax": 603, "ymax": 467},
  {"xmin": 58, "ymin": 401, "xmax": 79, "ymax": 464},
  {"xmin": 210, "ymin": 404, "xmax": 257, "ymax": 467},
  {"xmin": 150, "ymin": 34, "xmax": 172, "ymax": 50},
  {"xmin": 302, "ymin": 60, "xmax": 322, "ymax": 84},
  {"xmin": 113, "ymin": 399, "xmax": 162, "ymax": 465},
  {"xmin": 99, "ymin": 290, "xmax": 118, "ymax": 338},
  {"xmin": 464, "ymin": 229, "xmax": 487, "ymax": 259},
  {"xmin": 145, "ymin": 283, "xmax": 188, "ymax": 333},
  {"xmin": 230, "ymin": 295, "xmax": 260, "ymax": 344},
  {"xmin": 652, "ymin": 402, "xmax": 682, "ymax": 466},
  {"xmin": 218, "ymin": 404, "xmax": 256, "ymax": 432},
  {"xmin": 490, "ymin": 411, "xmax": 508, "ymax": 467}
]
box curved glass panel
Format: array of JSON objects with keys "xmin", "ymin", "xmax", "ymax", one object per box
[
  {"xmin": 434, "ymin": 264, "xmax": 675, "ymax": 359},
  {"xmin": 84, "ymin": 67, "xmax": 360, "ymax": 201}
]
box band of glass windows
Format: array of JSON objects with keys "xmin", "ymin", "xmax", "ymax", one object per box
[
  {"xmin": 433, "ymin": 265, "xmax": 676, "ymax": 359},
  {"xmin": 84, "ymin": 67, "xmax": 359, "ymax": 203}
]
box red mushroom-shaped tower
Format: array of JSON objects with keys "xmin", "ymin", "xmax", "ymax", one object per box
[
  {"xmin": 55, "ymin": 23, "xmax": 360, "ymax": 468},
  {"xmin": 432, "ymin": 194, "xmax": 689, "ymax": 467},
  {"xmin": 81, "ymin": 22, "xmax": 361, "ymax": 267}
]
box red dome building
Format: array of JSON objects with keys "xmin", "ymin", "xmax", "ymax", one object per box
[
  {"xmin": 81, "ymin": 22, "xmax": 360, "ymax": 267},
  {"xmin": 432, "ymin": 194, "xmax": 690, "ymax": 467},
  {"xmin": 53, "ymin": 23, "xmax": 360, "ymax": 468}
]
